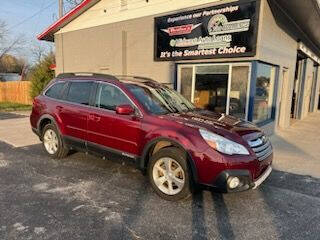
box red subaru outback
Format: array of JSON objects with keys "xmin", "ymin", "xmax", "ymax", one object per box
[{"xmin": 30, "ymin": 73, "xmax": 273, "ymax": 201}]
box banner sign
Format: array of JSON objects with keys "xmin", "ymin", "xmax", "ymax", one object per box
[{"xmin": 154, "ymin": 0, "xmax": 259, "ymax": 61}]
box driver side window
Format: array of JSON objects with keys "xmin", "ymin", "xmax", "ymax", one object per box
[{"xmin": 95, "ymin": 83, "xmax": 132, "ymax": 111}]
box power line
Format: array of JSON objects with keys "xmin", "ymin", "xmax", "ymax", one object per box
[
  {"xmin": 8, "ymin": 0, "xmax": 56, "ymax": 31},
  {"xmin": 33, "ymin": 0, "xmax": 46, "ymax": 35}
]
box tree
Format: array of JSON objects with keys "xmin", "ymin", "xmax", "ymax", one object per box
[
  {"xmin": 29, "ymin": 52, "xmax": 55, "ymax": 99},
  {"xmin": 65, "ymin": 0, "xmax": 84, "ymax": 6},
  {"xmin": 64, "ymin": 0, "xmax": 84, "ymax": 12},
  {"xmin": 0, "ymin": 19, "xmax": 25, "ymax": 64},
  {"xmin": 0, "ymin": 20, "xmax": 7, "ymax": 41},
  {"xmin": 31, "ymin": 43, "xmax": 49, "ymax": 64},
  {"xmin": 0, "ymin": 54, "xmax": 26, "ymax": 73}
]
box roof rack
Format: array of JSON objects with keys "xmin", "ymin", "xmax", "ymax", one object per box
[
  {"xmin": 56, "ymin": 72, "xmax": 118, "ymax": 80},
  {"xmin": 116, "ymin": 75, "xmax": 155, "ymax": 82}
]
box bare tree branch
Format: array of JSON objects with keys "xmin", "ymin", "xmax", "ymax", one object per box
[
  {"xmin": 0, "ymin": 20, "xmax": 8, "ymax": 41},
  {"xmin": 0, "ymin": 19, "xmax": 26, "ymax": 73},
  {"xmin": 64, "ymin": 0, "xmax": 84, "ymax": 12},
  {"xmin": 0, "ymin": 34, "xmax": 25, "ymax": 62},
  {"xmin": 31, "ymin": 44, "xmax": 46, "ymax": 64}
]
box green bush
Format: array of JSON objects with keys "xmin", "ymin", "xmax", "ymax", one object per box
[{"xmin": 29, "ymin": 53, "xmax": 55, "ymax": 99}]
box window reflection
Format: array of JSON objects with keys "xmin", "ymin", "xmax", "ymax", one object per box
[
  {"xmin": 230, "ymin": 66, "xmax": 249, "ymax": 119},
  {"xmin": 253, "ymin": 63, "xmax": 276, "ymax": 123}
]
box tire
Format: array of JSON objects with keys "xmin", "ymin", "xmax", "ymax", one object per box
[
  {"xmin": 148, "ymin": 147, "xmax": 193, "ymax": 201},
  {"xmin": 42, "ymin": 124, "xmax": 69, "ymax": 159}
]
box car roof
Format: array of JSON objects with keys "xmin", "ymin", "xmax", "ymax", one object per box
[
  {"xmin": 55, "ymin": 73, "xmax": 163, "ymax": 87},
  {"xmin": 56, "ymin": 73, "xmax": 118, "ymax": 81}
]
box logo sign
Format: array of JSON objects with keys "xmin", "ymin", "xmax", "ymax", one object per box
[
  {"xmin": 154, "ymin": 0, "xmax": 259, "ymax": 61},
  {"xmin": 161, "ymin": 23, "xmax": 202, "ymax": 36},
  {"xmin": 208, "ymin": 14, "xmax": 251, "ymax": 35}
]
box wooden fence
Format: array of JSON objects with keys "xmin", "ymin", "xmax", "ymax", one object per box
[{"xmin": 0, "ymin": 81, "xmax": 32, "ymax": 105}]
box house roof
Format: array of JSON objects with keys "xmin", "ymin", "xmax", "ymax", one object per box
[{"xmin": 37, "ymin": 0, "xmax": 101, "ymax": 42}]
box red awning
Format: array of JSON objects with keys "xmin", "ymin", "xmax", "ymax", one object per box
[{"xmin": 37, "ymin": 0, "xmax": 101, "ymax": 42}]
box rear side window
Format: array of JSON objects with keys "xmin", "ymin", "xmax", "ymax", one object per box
[
  {"xmin": 66, "ymin": 82, "xmax": 93, "ymax": 105},
  {"xmin": 95, "ymin": 83, "xmax": 132, "ymax": 111},
  {"xmin": 45, "ymin": 82, "xmax": 66, "ymax": 99}
]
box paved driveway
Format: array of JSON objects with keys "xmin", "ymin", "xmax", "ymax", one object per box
[
  {"xmin": 0, "ymin": 112, "xmax": 40, "ymax": 147},
  {"xmin": 0, "ymin": 111, "xmax": 320, "ymax": 240}
]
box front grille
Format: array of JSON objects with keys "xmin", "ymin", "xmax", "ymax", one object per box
[{"xmin": 247, "ymin": 134, "xmax": 272, "ymax": 161}]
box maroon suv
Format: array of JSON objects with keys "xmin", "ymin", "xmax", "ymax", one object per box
[{"xmin": 30, "ymin": 73, "xmax": 273, "ymax": 201}]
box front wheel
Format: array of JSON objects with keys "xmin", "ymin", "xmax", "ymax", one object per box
[
  {"xmin": 148, "ymin": 147, "xmax": 193, "ymax": 201},
  {"xmin": 42, "ymin": 124, "xmax": 69, "ymax": 159}
]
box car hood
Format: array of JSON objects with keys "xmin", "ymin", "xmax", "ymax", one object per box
[{"xmin": 160, "ymin": 109, "xmax": 261, "ymax": 138}]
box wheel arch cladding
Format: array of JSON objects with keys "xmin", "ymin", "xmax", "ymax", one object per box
[
  {"xmin": 139, "ymin": 137, "xmax": 198, "ymax": 183},
  {"xmin": 38, "ymin": 114, "xmax": 63, "ymax": 136}
]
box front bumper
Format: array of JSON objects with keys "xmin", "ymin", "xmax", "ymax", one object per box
[
  {"xmin": 252, "ymin": 166, "xmax": 272, "ymax": 189},
  {"xmin": 213, "ymin": 165, "xmax": 272, "ymax": 193}
]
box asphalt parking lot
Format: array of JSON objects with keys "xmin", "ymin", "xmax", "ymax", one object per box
[{"xmin": 0, "ymin": 113, "xmax": 320, "ymax": 240}]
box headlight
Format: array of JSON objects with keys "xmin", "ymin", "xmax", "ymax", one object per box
[{"xmin": 199, "ymin": 129, "xmax": 249, "ymax": 155}]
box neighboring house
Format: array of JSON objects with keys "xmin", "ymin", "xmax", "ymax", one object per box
[
  {"xmin": 0, "ymin": 73, "xmax": 21, "ymax": 82},
  {"xmin": 38, "ymin": 0, "xmax": 320, "ymax": 134}
]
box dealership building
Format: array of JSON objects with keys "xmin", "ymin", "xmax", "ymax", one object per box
[{"xmin": 38, "ymin": 0, "xmax": 320, "ymax": 133}]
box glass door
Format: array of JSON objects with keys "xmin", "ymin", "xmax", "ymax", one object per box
[
  {"xmin": 177, "ymin": 66, "xmax": 194, "ymax": 102},
  {"xmin": 230, "ymin": 64, "xmax": 251, "ymax": 119},
  {"xmin": 177, "ymin": 63, "xmax": 251, "ymax": 120},
  {"xmin": 194, "ymin": 65, "xmax": 230, "ymax": 114}
]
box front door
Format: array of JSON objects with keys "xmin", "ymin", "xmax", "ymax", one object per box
[
  {"xmin": 87, "ymin": 82, "xmax": 142, "ymax": 157},
  {"xmin": 177, "ymin": 63, "xmax": 250, "ymax": 120}
]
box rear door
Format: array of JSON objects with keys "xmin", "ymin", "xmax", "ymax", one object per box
[
  {"xmin": 87, "ymin": 82, "xmax": 142, "ymax": 158},
  {"xmin": 57, "ymin": 81, "xmax": 94, "ymax": 149}
]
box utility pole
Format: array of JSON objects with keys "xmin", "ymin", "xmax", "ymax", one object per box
[{"xmin": 59, "ymin": 0, "xmax": 63, "ymax": 18}]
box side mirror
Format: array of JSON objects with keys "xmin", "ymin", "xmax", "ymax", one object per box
[{"xmin": 116, "ymin": 104, "xmax": 135, "ymax": 115}]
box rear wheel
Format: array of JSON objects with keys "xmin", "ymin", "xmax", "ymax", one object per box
[
  {"xmin": 42, "ymin": 124, "xmax": 69, "ymax": 159},
  {"xmin": 148, "ymin": 147, "xmax": 193, "ymax": 201}
]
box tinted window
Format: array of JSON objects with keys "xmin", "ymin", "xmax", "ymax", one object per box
[
  {"xmin": 253, "ymin": 63, "xmax": 276, "ymax": 123},
  {"xmin": 66, "ymin": 82, "xmax": 93, "ymax": 105},
  {"xmin": 45, "ymin": 82, "xmax": 65, "ymax": 99},
  {"xmin": 95, "ymin": 84, "xmax": 132, "ymax": 111}
]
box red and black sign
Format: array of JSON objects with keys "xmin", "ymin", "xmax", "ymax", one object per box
[{"xmin": 154, "ymin": 0, "xmax": 259, "ymax": 61}]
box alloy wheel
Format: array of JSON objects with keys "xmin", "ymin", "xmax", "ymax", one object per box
[
  {"xmin": 43, "ymin": 129, "xmax": 59, "ymax": 154},
  {"xmin": 152, "ymin": 157, "xmax": 185, "ymax": 195}
]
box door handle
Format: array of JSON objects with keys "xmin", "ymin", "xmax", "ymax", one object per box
[{"xmin": 56, "ymin": 106, "xmax": 63, "ymax": 112}]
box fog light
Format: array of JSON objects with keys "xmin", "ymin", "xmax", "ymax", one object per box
[{"xmin": 228, "ymin": 177, "xmax": 240, "ymax": 189}]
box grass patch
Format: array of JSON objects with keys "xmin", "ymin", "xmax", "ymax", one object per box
[{"xmin": 0, "ymin": 102, "xmax": 32, "ymax": 112}]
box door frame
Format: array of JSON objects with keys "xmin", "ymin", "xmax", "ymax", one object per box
[
  {"xmin": 177, "ymin": 62, "xmax": 251, "ymax": 120},
  {"xmin": 309, "ymin": 65, "xmax": 318, "ymax": 112},
  {"xmin": 278, "ymin": 67, "xmax": 289, "ymax": 127}
]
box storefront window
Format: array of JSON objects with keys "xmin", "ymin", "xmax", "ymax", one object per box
[
  {"xmin": 253, "ymin": 63, "xmax": 276, "ymax": 123},
  {"xmin": 194, "ymin": 65, "xmax": 229, "ymax": 113},
  {"xmin": 230, "ymin": 66, "xmax": 250, "ymax": 119},
  {"xmin": 179, "ymin": 67, "xmax": 193, "ymax": 101},
  {"xmin": 177, "ymin": 64, "xmax": 250, "ymax": 119}
]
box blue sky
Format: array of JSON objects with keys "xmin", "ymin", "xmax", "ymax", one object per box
[{"xmin": 0, "ymin": 0, "xmax": 59, "ymax": 62}]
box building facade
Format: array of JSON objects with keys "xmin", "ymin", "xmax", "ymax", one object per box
[{"xmin": 39, "ymin": 0, "xmax": 320, "ymax": 134}]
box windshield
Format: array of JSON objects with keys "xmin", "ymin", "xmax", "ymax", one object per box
[{"xmin": 126, "ymin": 83, "xmax": 195, "ymax": 115}]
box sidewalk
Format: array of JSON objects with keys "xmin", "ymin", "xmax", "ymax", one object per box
[{"xmin": 271, "ymin": 112, "xmax": 320, "ymax": 178}]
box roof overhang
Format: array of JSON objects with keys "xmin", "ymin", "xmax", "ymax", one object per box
[
  {"xmin": 37, "ymin": 0, "xmax": 101, "ymax": 42},
  {"xmin": 267, "ymin": 0, "xmax": 320, "ymax": 58}
]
